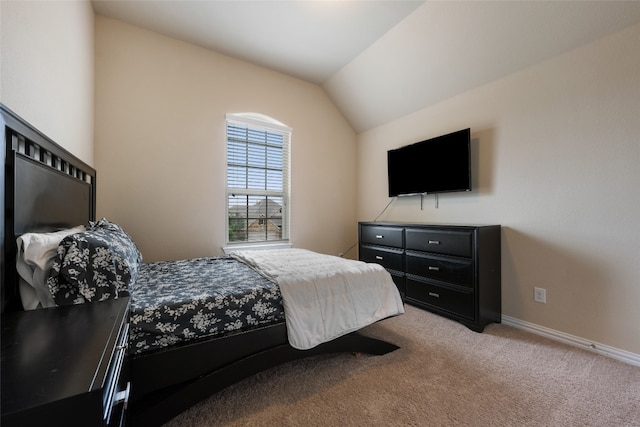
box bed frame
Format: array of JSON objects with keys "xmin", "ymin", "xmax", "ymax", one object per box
[{"xmin": 1, "ymin": 104, "xmax": 400, "ymax": 426}]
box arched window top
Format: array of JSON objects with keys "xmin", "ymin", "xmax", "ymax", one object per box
[{"xmin": 226, "ymin": 112, "xmax": 292, "ymax": 133}]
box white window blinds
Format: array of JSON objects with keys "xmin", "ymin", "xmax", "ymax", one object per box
[{"xmin": 226, "ymin": 113, "xmax": 291, "ymax": 244}]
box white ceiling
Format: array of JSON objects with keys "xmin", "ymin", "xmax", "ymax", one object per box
[
  {"xmin": 92, "ymin": 1, "xmax": 640, "ymax": 133},
  {"xmin": 91, "ymin": 0, "xmax": 422, "ymax": 84}
]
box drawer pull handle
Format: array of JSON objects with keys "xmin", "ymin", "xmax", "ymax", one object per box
[
  {"xmin": 428, "ymin": 292, "xmax": 440, "ymax": 298},
  {"xmin": 428, "ymin": 240, "xmax": 440, "ymax": 245},
  {"xmin": 428, "ymin": 266, "xmax": 440, "ymax": 271},
  {"xmin": 375, "ymin": 235, "xmax": 384, "ymax": 239},
  {"xmin": 375, "ymin": 256, "xmax": 383, "ymax": 260},
  {"xmin": 114, "ymin": 382, "xmax": 131, "ymax": 405}
]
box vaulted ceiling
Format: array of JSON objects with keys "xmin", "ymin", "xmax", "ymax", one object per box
[{"xmin": 92, "ymin": 1, "xmax": 640, "ymax": 133}]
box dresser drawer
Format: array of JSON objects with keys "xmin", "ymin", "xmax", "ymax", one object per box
[
  {"xmin": 389, "ymin": 271, "xmax": 406, "ymax": 297},
  {"xmin": 360, "ymin": 225, "xmax": 403, "ymax": 248},
  {"xmin": 104, "ymin": 322, "xmax": 130, "ymax": 427},
  {"xmin": 406, "ymin": 278, "xmax": 474, "ymax": 320},
  {"xmin": 406, "ymin": 251, "xmax": 473, "ymax": 288},
  {"xmin": 360, "ymin": 245, "xmax": 403, "ymax": 271},
  {"xmin": 405, "ymin": 228, "xmax": 472, "ymax": 258}
]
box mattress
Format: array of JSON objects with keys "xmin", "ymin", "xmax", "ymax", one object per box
[{"xmin": 129, "ymin": 256, "xmax": 285, "ymax": 355}]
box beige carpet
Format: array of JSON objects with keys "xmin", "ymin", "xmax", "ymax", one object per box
[{"xmin": 164, "ymin": 305, "xmax": 640, "ymax": 426}]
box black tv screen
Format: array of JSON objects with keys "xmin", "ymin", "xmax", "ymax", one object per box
[{"xmin": 387, "ymin": 128, "xmax": 471, "ymax": 197}]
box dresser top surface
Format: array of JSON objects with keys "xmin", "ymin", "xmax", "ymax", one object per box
[{"xmin": 359, "ymin": 221, "xmax": 500, "ymax": 229}]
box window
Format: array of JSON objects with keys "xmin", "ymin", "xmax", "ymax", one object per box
[{"xmin": 226, "ymin": 113, "xmax": 291, "ymax": 245}]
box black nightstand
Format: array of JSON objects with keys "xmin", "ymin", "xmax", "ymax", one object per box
[{"xmin": 1, "ymin": 297, "xmax": 130, "ymax": 427}]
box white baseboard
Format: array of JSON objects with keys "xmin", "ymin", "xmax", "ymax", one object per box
[{"xmin": 501, "ymin": 315, "xmax": 640, "ymax": 367}]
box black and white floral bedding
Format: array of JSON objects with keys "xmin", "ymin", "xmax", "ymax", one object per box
[
  {"xmin": 36, "ymin": 218, "xmax": 284, "ymax": 355},
  {"xmin": 129, "ymin": 256, "xmax": 285, "ymax": 355},
  {"xmin": 47, "ymin": 218, "xmax": 142, "ymax": 305}
]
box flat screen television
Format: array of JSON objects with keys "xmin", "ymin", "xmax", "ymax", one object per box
[{"xmin": 387, "ymin": 128, "xmax": 471, "ymax": 197}]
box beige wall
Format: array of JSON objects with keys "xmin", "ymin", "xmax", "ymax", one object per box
[
  {"xmin": 94, "ymin": 16, "xmax": 357, "ymax": 262},
  {"xmin": 357, "ymin": 24, "xmax": 640, "ymax": 354},
  {"xmin": 0, "ymin": 0, "xmax": 94, "ymax": 165}
]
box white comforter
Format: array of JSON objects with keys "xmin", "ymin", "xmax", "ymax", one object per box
[{"xmin": 231, "ymin": 248, "xmax": 404, "ymax": 350}]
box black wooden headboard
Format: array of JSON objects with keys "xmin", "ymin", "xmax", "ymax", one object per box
[{"xmin": 1, "ymin": 104, "xmax": 96, "ymax": 312}]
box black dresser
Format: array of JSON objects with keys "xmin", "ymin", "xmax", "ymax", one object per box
[
  {"xmin": 1, "ymin": 297, "xmax": 130, "ymax": 426},
  {"xmin": 359, "ymin": 222, "xmax": 501, "ymax": 332}
]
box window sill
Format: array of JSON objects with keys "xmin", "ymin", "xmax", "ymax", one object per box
[{"xmin": 223, "ymin": 242, "xmax": 293, "ymax": 254}]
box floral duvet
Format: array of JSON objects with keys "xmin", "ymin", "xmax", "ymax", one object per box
[{"xmin": 129, "ymin": 256, "xmax": 285, "ymax": 355}]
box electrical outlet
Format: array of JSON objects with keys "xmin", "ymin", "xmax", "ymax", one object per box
[{"xmin": 534, "ymin": 287, "xmax": 546, "ymax": 303}]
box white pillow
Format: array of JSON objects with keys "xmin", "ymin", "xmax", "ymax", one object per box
[{"xmin": 16, "ymin": 226, "xmax": 85, "ymax": 310}]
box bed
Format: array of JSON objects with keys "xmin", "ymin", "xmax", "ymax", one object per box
[{"xmin": 1, "ymin": 104, "xmax": 404, "ymax": 426}]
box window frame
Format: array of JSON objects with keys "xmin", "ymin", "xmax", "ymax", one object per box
[{"xmin": 225, "ymin": 113, "xmax": 291, "ymax": 248}]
